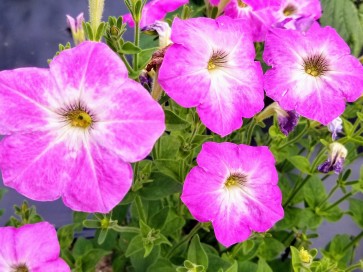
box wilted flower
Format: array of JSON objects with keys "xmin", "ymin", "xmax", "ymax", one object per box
[
  {"xmin": 142, "ymin": 21, "xmax": 172, "ymax": 48},
  {"xmin": 0, "ymin": 222, "xmax": 70, "ymax": 271},
  {"xmin": 263, "ymin": 23, "xmax": 363, "ymax": 125},
  {"xmin": 158, "ymin": 16, "xmax": 264, "ymax": 136},
  {"xmin": 256, "ymin": 102, "xmax": 299, "ymax": 135},
  {"xmin": 122, "ymin": 0, "xmax": 188, "ymax": 28},
  {"xmin": 66, "ymin": 13, "xmax": 85, "ymax": 45},
  {"xmin": 181, "ymin": 142, "xmax": 284, "ymax": 247},
  {"xmin": 327, "ymin": 117, "xmax": 343, "ymax": 140},
  {"xmin": 0, "ymin": 42, "xmax": 165, "ymax": 213},
  {"xmin": 318, "ymin": 142, "xmax": 348, "ymax": 174}
]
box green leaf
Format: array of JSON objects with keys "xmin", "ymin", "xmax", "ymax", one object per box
[
  {"xmin": 57, "ymin": 225, "xmax": 74, "ymax": 249},
  {"xmin": 147, "ymin": 258, "xmax": 175, "ymax": 272},
  {"xmin": 256, "ymin": 258, "xmax": 273, "ymax": 272},
  {"xmin": 238, "ymin": 261, "xmax": 258, "ymax": 272},
  {"xmin": 154, "ymin": 159, "xmax": 183, "ymax": 181},
  {"xmin": 73, "ymin": 212, "xmax": 88, "ymax": 231},
  {"xmin": 119, "ymin": 41, "xmax": 142, "ymax": 54},
  {"xmin": 97, "ymin": 228, "xmax": 109, "ymax": 245},
  {"xmin": 258, "ymin": 238, "xmax": 285, "ymax": 261},
  {"xmin": 125, "ymin": 234, "xmax": 144, "ymax": 257},
  {"xmin": 322, "ymin": 234, "xmax": 353, "ymax": 267},
  {"xmin": 349, "ymin": 198, "xmax": 363, "ymax": 228},
  {"xmin": 138, "ymin": 47, "xmax": 158, "ymax": 70},
  {"xmin": 139, "ymin": 172, "xmax": 182, "ymax": 200},
  {"xmin": 287, "ymin": 156, "xmax": 311, "ymax": 174},
  {"xmin": 95, "ymin": 22, "xmax": 106, "ymax": 41},
  {"xmin": 341, "ymin": 117, "xmax": 354, "ymax": 136},
  {"xmin": 165, "ymin": 109, "xmax": 191, "ymax": 131},
  {"xmin": 303, "ymin": 175, "xmax": 326, "ymax": 208},
  {"xmin": 83, "ymin": 21, "xmax": 94, "ymax": 41},
  {"xmin": 188, "ymin": 235, "xmax": 209, "ymax": 269},
  {"xmin": 149, "ymin": 207, "xmax": 170, "ymax": 230},
  {"xmin": 83, "ymin": 219, "xmax": 101, "ymax": 229},
  {"xmin": 72, "ymin": 237, "xmax": 93, "ymax": 258},
  {"xmin": 320, "ymin": 0, "xmax": 363, "ymax": 56},
  {"xmin": 157, "ymin": 135, "xmax": 182, "ymax": 159},
  {"xmin": 225, "ymin": 260, "xmax": 238, "ymax": 272},
  {"xmin": 79, "ymin": 249, "xmax": 111, "ymax": 272}
]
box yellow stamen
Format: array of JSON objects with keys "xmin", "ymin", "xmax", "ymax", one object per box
[
  {"xmin": 238, "ymin": 0, "xmax": 248, "ymax": 8},
  {"xmin": 68, "ymin": 110, "xmax": 93, "ymax": 128},
  {"xmin": 283, "ymin": 4, "xmax": 297, "ymax": 16}
]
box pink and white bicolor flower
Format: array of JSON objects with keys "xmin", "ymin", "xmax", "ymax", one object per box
[
  {"xmin": 122, "ymin": 0, "xmax": 188, "ymax": 28},
  {"xmin": 181, "ymin": 142, "xmax": 284, "ymax": 247},
  {"xmin": 0, "ymin": 222, "xmax": 70, "ymax": 272},
  {"xmin": 158, "ymin": 16, "xmax": 264, "ymax": 137},
  {"xmin": 263, "ymin": 23, "xmax": 363, "ymax": 125},
  {"xmin": 224, "ymin": 0, "xmax": 280, "ymax": 41},
  {"xmin": 0, "ymin": 41, "xmax": 165, "ymax": 213}
]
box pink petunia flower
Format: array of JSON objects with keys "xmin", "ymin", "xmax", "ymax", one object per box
[
  {"xmin": 158, "ymin": 16, "xmax": 264, "ymax": 137},
  {"xmin": 271, "ymin": 0, "xmax": 321, "ymax": 31},
  {"xmin": 122, "ymin": 0, "xmax": 188, "ymax": 28},
  {"xmin": 224, "ymin": 0, "xmax": 280, "ymax": 41},
  {"xmin": 0, "ymin": 42, "xmax": 165, "ymax": 213},
  {"xmin": 181, "ymin": 142, "xmax": 284, "ymax": 247},
  {"xmin": 0, "ymin": 222, "xmax": 70, "ymax": 272},
  {"xmin": 263, "ymin": 23, "xmax": 363, "ymax": 125}
]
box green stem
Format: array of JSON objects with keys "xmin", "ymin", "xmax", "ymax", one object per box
[
  {"xmin": 135, "ymin": 195, "xmax": 147, "ymax": 223},
  {"xmin": 346, "ymin": 262, "xmax": 363, "ymax": 272},
  {"xmin": 133, "ymin": 21, "xmax": 140, "ymax": 71},
  {"xmin": 317, "ymin": 183, "xmax": 339, "ymax": 208},
  {"xmin": 321, "ymin": 192, "xmax": 353, "ymax": 212},
  {"xmin": 120, "ymin": 54, "xmax": 134, "ymax": 74},
  {"xmin": 111, "ymin": 225, "xmax": 140, "ymax": 233},
  {"xmin": 283, "ymin": 175, "xmax": 311, "ymax": 208},
  {"xmin": 278, "ymin": 121, "xmax": 309, "ymax": 150},
  {"xmin": 245, "ymin": 119, "xmax": 257, "ymax": 145},
  {"xmin": 342, "ymin": 231, "xmax": 363, "ymax": 252},
  {"xmin": 166, "ymin": 222, "xmax": 202, "ymax": 258},
  {"xmin": 311, "ymin": 147, "xmax": 327, "ymax": 171}
]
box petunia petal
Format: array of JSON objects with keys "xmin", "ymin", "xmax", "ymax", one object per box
[
  {"xmin": 0, "ymin": 68, "xmax": 57, "ymax": 135},
  {"xmin": 62, "ymin": 142, "xmax": 133, "ymax": 213},
  {"xmin": 0, "ymin": 131, "xmax": 71, "ymax": 201},
  {"xmin": 0, "ymin": 227, "xmax": 16, "ymax": 270},
  {"xmin": 89, "ymin": 79, "xmax": 165, "ymax": 163},
  {"xmin": 15, "ymin": 222, "xmax": 61, "ymax": 267},
  {"xmin": 32, "ymin": 259, "xmax": 71, "ymax": 272},
  {"xmin": 49, "ymin": 42, "xmax": 128, "ymax": 106}
]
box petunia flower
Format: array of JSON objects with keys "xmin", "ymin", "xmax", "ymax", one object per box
[
  {"xmin": 181, "ymin": 142, "xmax": 284, "ymax": 247},
  {"xmin": 66, "ymin": 13, "xmax": 85, "ymax": 45},
  {"xmin": 263, "ymin": 23, "xmax": 363, "ymax": 125},
  {"xmin": 158, "ymin": 16, "xmax": 264, "ymax": 137},
  {"xmin": 0, "ymin": 42, "xmax": 165, "ymax": 213},
  {"xmin": 122, "ymin": 0, "xmax": 188, "ymax": 28},
  {"xmin": 318, "ymin": 142, "xmax": 347, "ymax": 174},
  {"xmin": 271, "ymin": 0, "xmax": 321, "ymax": 31},
  {"xmin": 0, "ymin": 222, "xmax": 70, "ymax": 272},
  {"xmin": 224, "ymin": 0, "xmax": 279, "ymax": 41}
]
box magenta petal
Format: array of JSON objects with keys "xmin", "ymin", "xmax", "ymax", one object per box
[
  {"xmin": 49, "ymin": 42, "xmax": 128, "ymax": 100},
  {"xmin": 91, "ymin": 79, "xmax": 165, "ymax": 163},
  {"xmin": 0, "ymin": 132, "xmax": 69, "ymax": 201},
  {"xmin": 0, "ymin": 68, "xmax": 57, "ymax": 135},
  {"xmin": 0, "ymin": 227, "xmax": 16, "ymax": 269},
  {"xmin": 32, "ymin": 259, "xmax": 70, "ymax": 272},
  {"xmin": 15, "ymin": 222, "xmax": 62, "ymax": 268},
  {"xmin": 62, "ymin": 142, "xmax": 133, "ymax": 213}
]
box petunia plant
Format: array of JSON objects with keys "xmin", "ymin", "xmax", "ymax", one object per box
[{"xmin": 0, "ymin": 0, "xmax": 363, "ymax": 271}]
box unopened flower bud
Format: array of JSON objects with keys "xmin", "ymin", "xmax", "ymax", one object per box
[
  {"xmin": 318, "ymin": 142, "xmax": 347, "ymax": 174},
  {"xmin": 327, "ymin": 117, "xmax": 343, "ymax": 140},
  {"xmin": 66, "ymin": 13, "xmax": 85, "ymax": 45}
]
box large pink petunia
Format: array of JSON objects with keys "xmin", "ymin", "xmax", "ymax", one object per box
[
  {"xmin": 181, "ymin": 142, "xmax": 284, "ymax": 247},
  {"xmin": 158, "ymin": 16, "xmax": 264, "ymax": 137},
  {"xmin": 0, "ymin": 222, "xmax": 70, "ymax": 272},
  {"xmin": 0, "ymin": 41, "xmax": 165, "ymax": 213},
  {"xmin": 122, "ymin": 0, "xmax": 188, "ymax": 28},
  {"xmin": 224, "ymin": 0, "xmax": 280, "ymax": 41},
  {"xmin": 263, "ymin": 23, "xmax": 363, "ymax": 125}
]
